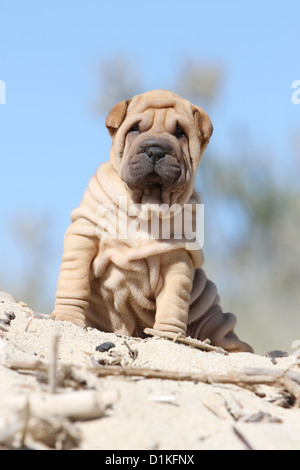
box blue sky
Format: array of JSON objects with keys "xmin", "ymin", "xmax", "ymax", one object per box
[{"xmin": 0, "ymin": 0, "xmax": 299, "ymax": 310}]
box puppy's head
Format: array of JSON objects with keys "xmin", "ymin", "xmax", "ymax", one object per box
[{"xmin": 105, "ymin": 89, "xmax": 213, "ymax": 206}]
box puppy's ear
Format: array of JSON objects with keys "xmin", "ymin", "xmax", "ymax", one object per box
[
  {"xmin": 192, "ymin": 105, "xmax": 213, "ymax": 148},
  {"xmin": 105, "ymin": 99, "xmax": 132, "ymax": 137}
]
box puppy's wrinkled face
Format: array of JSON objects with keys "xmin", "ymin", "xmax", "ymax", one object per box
[
  {"xmin": 106, "ymin": 90, "xmax": 213, "ymax": 205},
  {"xmin": 120, "ymin": 110, "xmax": 190, "ymax": 192}
]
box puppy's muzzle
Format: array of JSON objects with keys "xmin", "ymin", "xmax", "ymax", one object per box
[
  {"xmin": 138, "ymin": 138, "xmax": 174, "ymax": 164},
  {"xmin": 123, "ymin": 137, "xmax": 183, "ymax": 188}
]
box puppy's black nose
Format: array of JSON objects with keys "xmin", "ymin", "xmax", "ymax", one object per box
[{"xmin": 145, "ymin": 145, "xmax": 166, "ymax": 164}]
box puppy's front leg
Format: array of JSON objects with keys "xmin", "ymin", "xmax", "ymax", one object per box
[
  {"xmin": 51, "ymin": 219, "xmax": 98, "ymax": 326},
  {"xmin": 154, "ymin": 250, "xmax": 194, "ymax": 335}
]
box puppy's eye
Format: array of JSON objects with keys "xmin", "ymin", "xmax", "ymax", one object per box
[
  {"xmin": 128, "ymin": 123, "xmax": 140, "ymax": 133},
  {"xmin": 174, "ymin": 124, "xmax": 186, "ymax": 139}
]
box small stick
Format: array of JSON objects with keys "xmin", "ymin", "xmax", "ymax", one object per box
[
  {"xmin": 90, "ymin": 364, "xmax": 300, "ymax": 406},
  {"xmin": 144, "ymin": 328, "xmax": 228, "ymax": 354},
  {"xmin": 19, "ymin": 398, "xmax": 30, "ymax": 448},
  {"xmin": 89, "ymin": 365, "xmax": 278, "ymax": 385},
  {"xmin": 243, "ymin": 366, "xmax": 300, "ymax": 385},
  {"xmin": 0, "ymin": 390, "xmax": 116, "ymax": 421},
  {"xmin": 232, "ymin": 426, "xmax": 255, "ymax": 450},
  {"xmin": 49, "ymin": 329, "xmax": 61, "ymax": 393},
  {"xmin": 5, "ymin": 357, "xmax": 48, "ymax": 371},
  {"xmin": 24, "ymin": 318, "xmax": 33, "ymax": 332}
]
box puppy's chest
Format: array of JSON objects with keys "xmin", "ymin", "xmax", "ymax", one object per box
[{"xmin": 93, "ymin": 250, "xmax": 163, "ymax": 309}]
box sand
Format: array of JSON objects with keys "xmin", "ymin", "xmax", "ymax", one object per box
[{"xmin": 1, "ymin": 296, "xmax": 300, "ymax": 451}]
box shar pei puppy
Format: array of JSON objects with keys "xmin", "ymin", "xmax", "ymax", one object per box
[{"xmin": 51, "ymin": 89, "xmax": 253, "ymax": 353}]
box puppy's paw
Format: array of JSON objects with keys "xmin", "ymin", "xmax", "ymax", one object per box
[
  {"xmin": 51, "ymin": 310, "xmax": 86, "ymax": 327},
  {"xmin": 153, "ymin": 321, "xmax": 186, "ymax": 337}
]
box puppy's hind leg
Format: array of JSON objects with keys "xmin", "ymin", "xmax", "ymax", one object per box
[
  {"xmin": 187, "ymin": 306, "xmax": 253, "ymax": 353},
  {"xmin": 187, "ymin": 269, "xmax": 253, "ymax": 353}
]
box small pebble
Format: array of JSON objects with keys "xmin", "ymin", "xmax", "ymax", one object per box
[
  {"xmin": 5, "ymin": 312, "xmax": 16, "ymax": 322},
  {"xmin": 95, "ymin": 341, "xmax": 116, "ymax": 352},
  {"xmin": 265, "ymin": 350, "xmax": 289, "ymax": 365},
  {"xmin": 265, "ymin": 350, "xmax": 289, "ymax": 359}
]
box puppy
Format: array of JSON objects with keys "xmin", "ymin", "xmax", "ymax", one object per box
[{"xmin": 52, "ymin": 90, "xmax": 253, "ymax": 353}]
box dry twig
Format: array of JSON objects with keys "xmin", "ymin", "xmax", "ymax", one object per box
[
  {"xmin": 88, "ymin": 364, "xmax": 284, "ymax": 385},
  {"xmin": 5, "ymin": 357, "xmax": 48, "ymax": 371},
  {"xmin": 49, "ymin": 329, "xmax": 61, "ymax": 393},
  {"xmin": 232, "ymin": 426, "xmax": 255, "ymax": 450},
  {"xmin": 89, "ymin": 364, "xmax": 300, "ymax": 406},
  {"xmin": 5, "ymin": 353, "xmax": 300, "ymax": 407},
  {"xmin": 144, "ymin": 328, "xmax": 228, "ymax": 354},
  {"xmin": 0, "ymin": 390, "xmax": 116, "ymax": 422}
]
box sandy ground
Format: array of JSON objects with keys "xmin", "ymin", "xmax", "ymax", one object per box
[{"xmin": 1, "ymin": 295, "xmax": 300, "ymax": 451}]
